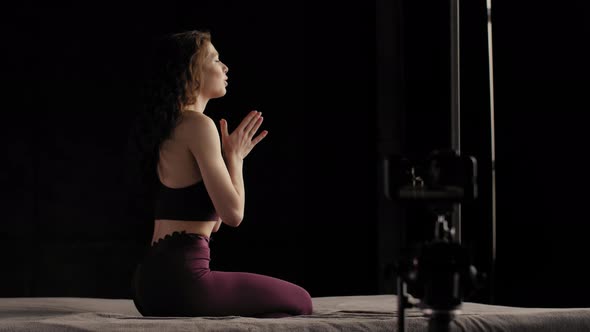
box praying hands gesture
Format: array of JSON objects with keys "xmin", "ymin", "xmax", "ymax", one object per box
[{"xmin": 220, "ymin": 110, "xmax": 268, "ymax": 160}]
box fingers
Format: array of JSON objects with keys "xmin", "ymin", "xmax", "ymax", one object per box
[
  {"xmin": 237, "ymin": 110, "xmax": 260, "ymax": 132},
  {"xmin": 224, "ymin": 110, "xmax": 268, "ymax": 154},
  {"xmin": 247, "ymin": 115, "xmax": 264, "ymax": 138},
  {"xmin": 220, "ymin": 119, "xmax": 229, "ymax": 137},
  {"xmin": 251, "ymin": 130, "xmax": 269, "ymax": 146},
  {"xmin": 243, "ymin": 111, "xmax": 262, "ymax": 136}
]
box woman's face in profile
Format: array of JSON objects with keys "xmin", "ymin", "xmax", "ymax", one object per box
[{"xmin": 199, "ymin": 42, "xmax": 229, "ymax": 100}]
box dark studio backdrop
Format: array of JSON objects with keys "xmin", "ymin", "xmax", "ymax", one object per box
[{"xmin": 1, "ymin": 0, "xmax": 590, "ymax": 308}]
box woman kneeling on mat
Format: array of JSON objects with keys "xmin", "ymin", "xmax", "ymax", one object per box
[{"xmin": 130, "ymin": 30, "xmax": 313, "ymax": 318}]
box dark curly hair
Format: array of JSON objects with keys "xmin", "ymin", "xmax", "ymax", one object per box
[{"xmin": 127, "ymin": 30, "xmax": 212, "ymax": 219}]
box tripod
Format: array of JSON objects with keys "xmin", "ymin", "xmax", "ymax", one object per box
[{"xmin": 396, "ymin": 207, "xmax": 479, "ymax": 332}]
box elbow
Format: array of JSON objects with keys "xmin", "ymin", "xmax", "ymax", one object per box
[{"xmin": 221, "ymin": 210, "xmax": 243, "ymax": 227}]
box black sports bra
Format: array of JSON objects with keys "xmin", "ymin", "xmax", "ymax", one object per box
[{"xmin": 154, "ymin": 178, "xmax": 217, "ymax": 221}]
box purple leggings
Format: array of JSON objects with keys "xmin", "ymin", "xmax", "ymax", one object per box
[{"xmin": 132, "ymin": 231, "xmax": 313, "ymax": 317}]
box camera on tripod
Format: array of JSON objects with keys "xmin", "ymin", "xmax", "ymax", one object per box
[{"xmin": 384, "ymin": 149, "xmax": 482, "ymax": 332}]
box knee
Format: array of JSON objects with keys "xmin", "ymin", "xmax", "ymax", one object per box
[{"xmin": 295, "ymin": 287, "xmax": 313, "ymax": 315}]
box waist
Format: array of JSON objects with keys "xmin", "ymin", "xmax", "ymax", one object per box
[
  {"xmin": 153, "ymin": 219, "xmax": 216, "ymax": 245},
  {"xmin": 145, "ymin": 230, "xmax": 211, "ymax": 272}
]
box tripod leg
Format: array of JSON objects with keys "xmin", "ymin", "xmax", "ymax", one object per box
[{"xmin": 397, "ymin": 276, "xmax": 406, "ymax": 332}]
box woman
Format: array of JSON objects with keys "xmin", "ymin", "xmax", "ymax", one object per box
[{"xmin": 130, "ymin": 30, "xmax": 313, "ymax": 318}]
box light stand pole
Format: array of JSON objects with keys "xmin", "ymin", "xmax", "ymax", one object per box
[
  {"xmin": 450, "ymin": 0, "xmax": 462, "ymax": 246},
  {"xmin": 485, "ymin": 0, "xmax": 497, "ymax": 304}
]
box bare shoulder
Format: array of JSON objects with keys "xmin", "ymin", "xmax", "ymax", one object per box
[{"xmin": 176, "ymin": 112, "xmax": 218, "ymax": 140}]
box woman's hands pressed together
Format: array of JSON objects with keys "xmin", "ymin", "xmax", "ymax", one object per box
[{"xmin": 220, "ymin": 110, "xmax": 268, "ymax": 160}]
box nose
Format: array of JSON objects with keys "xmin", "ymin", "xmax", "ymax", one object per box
[{"xmin": 223, "ymin": 63, "xmax": 229, "ymax": 74}]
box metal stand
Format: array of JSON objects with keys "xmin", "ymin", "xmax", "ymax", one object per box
[{"xmin": 485, "ymin": 0, "xmax": 497, "ymax": 304}]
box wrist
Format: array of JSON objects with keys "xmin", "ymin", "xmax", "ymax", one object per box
[{"xmin": 224, "ymin": 153, "xmax": 243, "ymax": 164}]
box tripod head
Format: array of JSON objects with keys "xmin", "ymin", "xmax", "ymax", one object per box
[{"xmin": 385, "ymin": 149, "xmax": 477, "ymax": 207}]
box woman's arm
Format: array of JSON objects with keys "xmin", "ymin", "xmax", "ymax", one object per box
[
  {"xmin": 181, "ymin": 115, "xmax": 244, "ymax": 226},
  {"xmin": 212, "ymin": 217, "xmax": 222, "ymax": 233},
  {"xmin": 182, "ymin": 110, "xmax": 267, "ymax": 227}
]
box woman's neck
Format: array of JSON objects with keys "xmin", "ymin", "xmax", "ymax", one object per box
[{"xmin": 184, "ymin": 97, "xmax": 208, "ymax": 113}]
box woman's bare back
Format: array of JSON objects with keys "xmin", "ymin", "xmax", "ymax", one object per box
[{"xmin": 152, "ymin": 113, "xmax": 219, "ymax": 245}]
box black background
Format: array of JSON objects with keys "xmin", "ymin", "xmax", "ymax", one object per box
[{"xmin": 1, "ymin": 0, "xmax": 589, "ymax": 308}]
